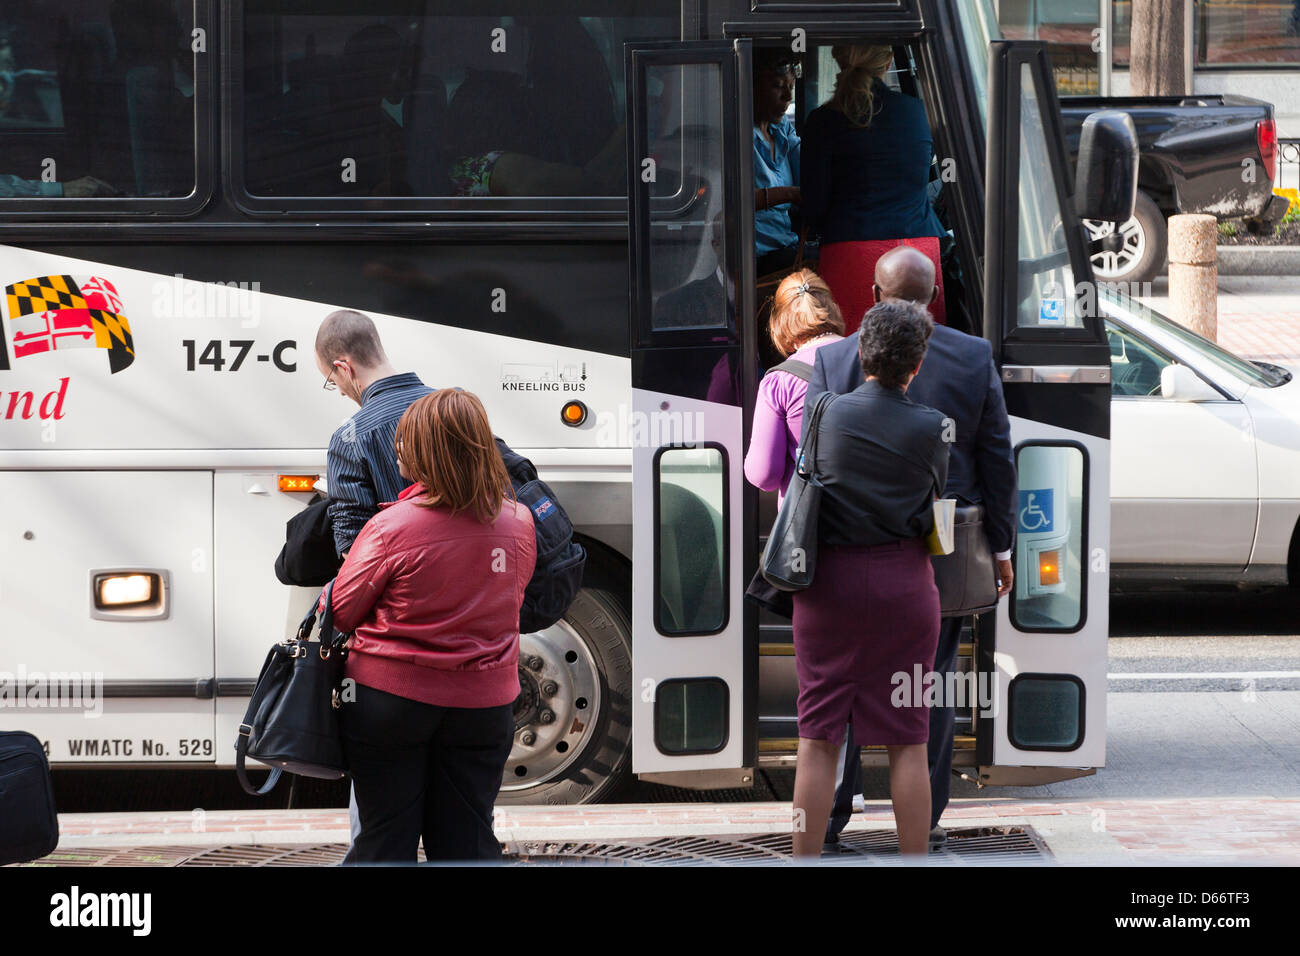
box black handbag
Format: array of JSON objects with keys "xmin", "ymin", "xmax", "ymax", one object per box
[
  {"xmin": 745, "ymin": 569, "xmax": 793, "ymax": 618},
  {"xmin": 0, "ymin": 731, "xmax": 58, "ymax": 866},
  {"xmin": 760, "ymin": 391, "xmax": 837, "ymax": 592},
  {"xmin": 744, "ymin": 359, "xmax": 816, "ymax": 618},
  {"xmin": 274, "ymin": 492, "xmax": 343, "ymax": 587},
  {"xmin": 931, "ymin": 504, "xmax": 999, "ymax": 618},
  {"xmin": 235, "ymin": 581, "xmax": 349, "ymax": 795}
]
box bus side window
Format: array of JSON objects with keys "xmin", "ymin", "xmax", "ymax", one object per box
[
  {"xmin": 0, "ymin": 1, "xmax": 195, "ymax": 201},
  {"xmin": 240, "ymin": 6, "xmax": 679, "ymax": 202}
]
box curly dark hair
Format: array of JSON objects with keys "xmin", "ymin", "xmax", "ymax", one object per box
[{"xmin": 858, "ymin": 300, "xmax": 934, "ymax": 390}]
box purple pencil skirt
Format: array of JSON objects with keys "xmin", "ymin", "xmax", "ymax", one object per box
[{"xmin": 791, "ymin": 537, "xmax": 940, "ymax": 746}]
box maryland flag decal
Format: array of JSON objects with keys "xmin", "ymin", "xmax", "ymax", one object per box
[{"xmin": 4, "ymin": 275, "xmax": 135, "ymax": 374}]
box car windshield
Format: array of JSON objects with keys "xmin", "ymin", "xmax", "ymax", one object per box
[{"xmin": 1101, "ymin": 287, "xmax": 1291, "ymax": 388}]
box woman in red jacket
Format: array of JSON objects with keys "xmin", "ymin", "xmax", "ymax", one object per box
[{"xmin": 325, "ymin": 388, "xmax": 536, "ymax": 863}]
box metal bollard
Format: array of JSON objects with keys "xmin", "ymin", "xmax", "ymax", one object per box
[{"xmin": 1167, "ymin": 214, "xmax": 1218, "ymax": 341}]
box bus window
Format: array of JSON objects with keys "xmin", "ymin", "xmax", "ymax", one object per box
[
  {"xmin": 240, "ymin": 3, "xmax": 677, "ymax": 201},
  {"xmin": 654, "ymin": 445, "xmax": 728, "ymax": 636},
  {"xmin": 1007, "ymin": 673, "xmax": 1085, "ymax": 751},
  {"xmin": 0, "ymin": 1, "xmax": 196, "ymax": 201},
  {"xmin": 655, "ymin": 677, "xmax": 729, "ymax": 754},
  {"xmin": 1011, "ymin": 442, "xmax": 1087, "ymax": 632},
  {"xmin": 1014, "ymin": 63, "xmax": 1081, "ymax": 329}
]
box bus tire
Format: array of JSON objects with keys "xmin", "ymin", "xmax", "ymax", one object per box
[{"xmin": 496, "ymin": 579, "xmax": 632, "ymax": 806}]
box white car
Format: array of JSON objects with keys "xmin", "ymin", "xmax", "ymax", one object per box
[{"xmin": 1102, "ymin": 289, "xmax": 1298, "ymax": 589}]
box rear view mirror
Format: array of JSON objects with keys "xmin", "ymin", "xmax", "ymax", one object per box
[
  {"xmin": 1074, "ymin": 110, "xmax": 1138, "ymax": 223},
  {"xmin": 1160, "ymin": 364, "xmax": 1220, "ymax": 402}
]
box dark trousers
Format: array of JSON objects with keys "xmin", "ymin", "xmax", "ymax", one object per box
[
  {"xmin": 340, "ymin": 682, "xmax": 514, "ymax": 864},
  {"xmin": 826, "ymin": 615, "xmax": 967, "ymax": 840}
]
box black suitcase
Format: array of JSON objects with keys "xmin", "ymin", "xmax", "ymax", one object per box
[{"xmin": 0, "ymin": 731, "xmax": 59, "ymax": 865}]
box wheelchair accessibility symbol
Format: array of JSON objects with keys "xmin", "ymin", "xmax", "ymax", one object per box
[{"xmin": 1018, "ymin": 489, "xmax": 1054, "ymax": 533}]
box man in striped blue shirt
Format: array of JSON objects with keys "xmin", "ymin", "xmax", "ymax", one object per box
[
  {"xmin": 315, "ymin": 309, "xmax": 433, "ymax": 557},
  {"xmin": 316, "ymin": 309, "xmax": 432, "ymax": 844}
]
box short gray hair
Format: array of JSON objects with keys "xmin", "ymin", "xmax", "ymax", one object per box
[{"xmin": 315, "ymin": 310, "xmax": 385, "ymax": 368}]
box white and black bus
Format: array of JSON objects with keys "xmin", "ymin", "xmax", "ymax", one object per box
[{"xmin": 0, "ymin": 0, "xmax": 1132, "ymax": 803}]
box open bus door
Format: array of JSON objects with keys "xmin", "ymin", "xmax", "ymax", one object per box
[
  {"xmin": 624, "ymin": 39, "xmax": 758, "ymax": 788},
  {"xmin": 977, "ymin": 41, "xmax": 1131, "ymax": 784}
]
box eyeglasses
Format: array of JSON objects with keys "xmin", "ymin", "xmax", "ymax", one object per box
[{"xmin": 323, "ymin": 362, "xmax": 342, "ymax": 391}]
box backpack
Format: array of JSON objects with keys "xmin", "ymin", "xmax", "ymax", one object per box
[{"xmin": 496, "ymin": 438, "xmax": 586, "ymax": 633}]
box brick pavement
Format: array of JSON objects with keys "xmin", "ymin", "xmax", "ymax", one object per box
[
  {"xmin": 1138, "ymin": 275, "xmax": 1300, "ymax": 365},
  {"xmin": 39, "ymin": 797, "xmax": 1300, "ymax": 864}
]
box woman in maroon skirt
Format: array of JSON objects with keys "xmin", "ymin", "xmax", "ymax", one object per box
[{"xmin": 791, "ymin": 300, "xmax": 949, "ymax": 859}]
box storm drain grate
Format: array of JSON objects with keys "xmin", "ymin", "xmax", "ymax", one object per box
[
  {"xmin": 16, "ymin": 827, "xmax": 1051, "ymax": 866},
  {"xmin": 506, "ymin": 826, "xmax": 1053, "ymax": 866}
]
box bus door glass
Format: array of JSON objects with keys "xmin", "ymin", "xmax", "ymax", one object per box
[
  {"xmin": 981, "ymin": 41, "xmax": 1112, "ymax": 773},
  {"xmin": 625, "ymin": 40, "xmax": 757, "ymax": 779}
]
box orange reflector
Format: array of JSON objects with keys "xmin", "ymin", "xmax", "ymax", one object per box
[
  {"xmin": 278, "ymin": 475, "xmax": 319, "ymax": 493},
  {"xmin": 561, "ymin": 401, "xmax": 588, "ymax": 426},
  {"xmin": 1039, "ymin": 550, "xmax": 1061, "ymax": 586}
]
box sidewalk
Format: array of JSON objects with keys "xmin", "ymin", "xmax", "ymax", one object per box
[
  {"xmin": 31, "ymin": 797, "xmax": 1300, "ymax": 865},
  {"xmin": 1137, "ymin": 275, "xmax": 1300, "ymax": 365}
]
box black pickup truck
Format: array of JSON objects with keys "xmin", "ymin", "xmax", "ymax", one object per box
[{"xmin": 1060, "ymin": 95, "xmax": 1285, "ymax": 283}]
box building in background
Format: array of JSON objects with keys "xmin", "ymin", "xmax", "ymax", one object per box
[{"xmin": 997, "ymin": 1, "xmax": 1299, "ymax": 190}]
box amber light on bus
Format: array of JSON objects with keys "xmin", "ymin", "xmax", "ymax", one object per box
[
  {"xmin": 95, "ymin": 573, "xmax": 158, "ymax": 608},
  {"xmin": 1038, "ymin": 551, "xmax": 1061, "ymax": 587},
  {"xmin": 278, "ymin": 475, "xmax": 319, "ymax": 492},
  {"xmin": 561, "ymin": 401, "xmax": 588, "ymax": 426}
]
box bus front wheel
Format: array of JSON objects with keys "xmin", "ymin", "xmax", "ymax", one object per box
[{"xmin": 497, "ymin": 582, "xmax": 632, "ymax": 805}]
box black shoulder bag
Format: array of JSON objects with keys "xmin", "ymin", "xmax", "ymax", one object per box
[
  {"xmin": 759, "ymin": 391, "xmax": 837, "ymax": 592},
  {"xmin": 235, "ymin": 581, "xmax": 350, "ymax": 795},
  {"xmin": 744, "ymin": 359, "xmax": 816, "ymax": 616}
]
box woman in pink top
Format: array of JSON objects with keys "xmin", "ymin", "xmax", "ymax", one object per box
[{"xmin": 744, "ymin": 269, "xmax": 845, "ymax": 501}]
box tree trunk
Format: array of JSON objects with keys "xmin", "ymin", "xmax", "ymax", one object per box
[{"xmin": 1130, "ymin": 0, "xmax": 1186, "ymax": 96}]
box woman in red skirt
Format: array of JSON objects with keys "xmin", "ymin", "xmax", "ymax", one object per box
[
  {"xmin": 791, "ymin": 300, "xmax": 949, "ymax": 859},
  {"xmin": 801, "ymin": 45, "xmax": 948, "ymax": 335}
]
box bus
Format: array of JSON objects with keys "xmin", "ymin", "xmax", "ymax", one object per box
[{"xmin": 0, "ymin": 0, "xmax": 1132, "ymax": 805}]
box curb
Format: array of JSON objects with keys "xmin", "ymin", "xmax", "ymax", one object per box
[{"xmin": 1215, "ymin": 244, "xmax": 1300, "ymax": 276}]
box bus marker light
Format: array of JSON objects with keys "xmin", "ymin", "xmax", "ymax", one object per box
[
  {"xmin": 96, "ymin": 574, "xmax": 157, "ymax": 608},
  {"xmin": 1038, "ymin": 551, "xmax": 1061, "ymax": 587},
  {"xmin": 278, "ymin": 475, "xmax": 319, "ymax": 492},
  {"xmin": 561, "ymin": 401, "xmax": 588, "ymax": 427}
]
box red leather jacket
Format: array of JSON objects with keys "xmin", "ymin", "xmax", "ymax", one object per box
[{"xmin": 322, "ymin": 483, "xmax": 536, "ymax": 708}]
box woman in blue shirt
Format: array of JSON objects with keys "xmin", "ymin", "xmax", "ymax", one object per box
[
  {"xmin": 801, "ymin": 45, "xmax": 947, "ymax": 335},
  {"xmin": 752, "ymin": 50, "xmax": 802, "ymax": 277}
]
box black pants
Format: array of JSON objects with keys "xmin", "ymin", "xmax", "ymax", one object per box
[
  {"xmin": 826, "ymin": 615, "xmax": 967, "ymax": 840},
  {"xmin": 340, "ymin": 682, "xmax": 514, "ymax": 864}
]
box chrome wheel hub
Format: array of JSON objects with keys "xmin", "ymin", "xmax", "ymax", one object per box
[
  {"xmin": 1085, "ymin": 215, "xmax": 1147, "ymax": 279},
  {"xmin": 502, "ymin": 621, "xmax": 601, "ymax": 791}
]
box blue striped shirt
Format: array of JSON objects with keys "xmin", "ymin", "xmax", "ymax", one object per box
[{"xmin": 327, "ymin": 372, "xmax": 434, "ymax": 555}]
